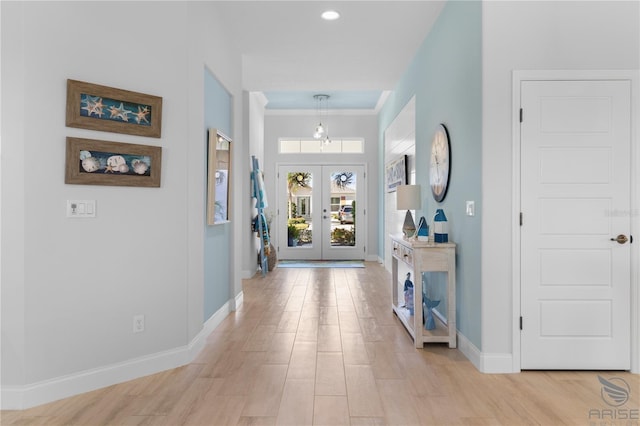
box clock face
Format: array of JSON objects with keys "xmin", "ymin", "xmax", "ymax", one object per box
[{"xmin": 429, "ymin": 124, "xmax": 450, "ymax": 202}]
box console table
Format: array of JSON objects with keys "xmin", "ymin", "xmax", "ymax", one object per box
[{"xmin": 390, "ymin": 234, "xmax": 457, "ymax": 348}]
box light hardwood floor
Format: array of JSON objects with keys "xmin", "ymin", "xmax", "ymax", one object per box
[{"xmin": 2, "ymin": 262, "xmax": 639, "ymax": 425}]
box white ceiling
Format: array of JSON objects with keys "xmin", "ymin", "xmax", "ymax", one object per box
[{"xmin": 213, "ymin": 1, "xmax": 446, "ymax": 109}]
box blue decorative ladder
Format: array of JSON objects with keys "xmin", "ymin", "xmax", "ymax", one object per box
[{"xmin": 251, "ymin": 156, "xmax": 270, "ymax": 276}]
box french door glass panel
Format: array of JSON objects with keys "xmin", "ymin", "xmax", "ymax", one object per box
[{"xmin": 278, "ymin": 164, "xmax": 364, "ymax": 260}]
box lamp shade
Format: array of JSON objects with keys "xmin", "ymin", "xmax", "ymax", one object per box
[{"xmin": 396, "ymin": 184, "xmax": 421, "ymax": 210}]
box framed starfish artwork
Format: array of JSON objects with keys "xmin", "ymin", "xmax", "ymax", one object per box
[
  {"xmin": 66, "ymin": 79, "xmax": 162, "ymax": 138},
  {"xmin": 65, "ymin": 137, "xmax": 162, "ymax": 187}
]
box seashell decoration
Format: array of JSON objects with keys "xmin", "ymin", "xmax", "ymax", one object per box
[
  {"xmin": 81, "ymin": 157, "xmax": 100, "ymax": 173},
  {"xmin": 107, "ymin": 155, "xmax": 127, "ymax": 169},
  {"xmin": 132, "ymin": 159, "xmax": 149, "ymax": 175}
]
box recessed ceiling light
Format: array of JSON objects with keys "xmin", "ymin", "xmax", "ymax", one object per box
[{"xmin": 321, "ymin": 10, "xmax": 340, "ymax": 21}]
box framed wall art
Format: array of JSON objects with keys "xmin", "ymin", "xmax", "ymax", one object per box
[
  {"xmin": 65, "ymin": 137, "xmax": 162, "ymax": 187},
  {"xmin": 385, "ymin": 155, "xmax": 407, "ymax": 192},
  {"xmin": 66, "ymin": 79, "xmax": 163, "ymax": 138},
  {"xmin": 207, "ymin": 128, "xmax": 232, "ymax": 225}
]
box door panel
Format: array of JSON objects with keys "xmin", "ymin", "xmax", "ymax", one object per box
[
  {"xmin": 278, "ymin": 165, "xmax": 321, "ymax": 260},
  {"xmin": 278, "ymin": 164, "xmax": 365, "ymax": 260},
  {"xmin": 322, "ymin": 165, "xmax": 365, "ymax": 260},
  {"xmin": 520, "ymin": 80, "xmax": 631, "ymax": 369}
]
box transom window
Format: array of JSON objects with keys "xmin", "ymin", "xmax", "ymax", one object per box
[{"xmin": 279, "ymin": 138, "xmax": 364, "ymax": 154}]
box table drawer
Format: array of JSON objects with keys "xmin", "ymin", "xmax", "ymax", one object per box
[{"xmin": 393, "ymin": 242, "xmax": 413, "ymax": 266}]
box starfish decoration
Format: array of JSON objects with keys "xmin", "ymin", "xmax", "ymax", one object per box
[
  {"xmin": 108, "ymin": 102, "xmax": 130, "ymax": 122},
  {"xmin": 81, "ymin": 95, "xmax": 102, "ymax": 116},
  {"xmin": 88, "ymin": 98, "xmax": 105, "ymax": 117},
  {"xmin": 104, "ymin": 164, "xmax": 114, "ymax": 173},
  {"xmin": 133, "ymin": 105, "xmax": 150, "ymax": 124}
]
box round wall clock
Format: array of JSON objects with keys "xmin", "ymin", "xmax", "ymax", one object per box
[{"xmin": 429, "ymin": 124, "xmax": 451, "ymax": 202}]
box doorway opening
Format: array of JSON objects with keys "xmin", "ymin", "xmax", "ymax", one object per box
[{"xmin": 277, "ymin": 164, "xmax": 366, "ymax": 261}]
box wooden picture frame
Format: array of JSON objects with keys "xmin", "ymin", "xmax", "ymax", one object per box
[
  {"xmin": 66, "ymin": 79, "xmax": 162, "ymax": 138},
  {"xmin": 65, "ymin": 137, "xmax": 162, "ymax": 187},
  {"xmin": 386, "ymin": 155, "xmax": 407, "ymax": 192},
  {"xmin": 207, "ymin": 128, "xmax": 232, "ymax": 225}
]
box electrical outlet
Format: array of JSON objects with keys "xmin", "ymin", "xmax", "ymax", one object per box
[{"xmin": 133, "ymin": 314, "xmax": 145, "ymax": 333}]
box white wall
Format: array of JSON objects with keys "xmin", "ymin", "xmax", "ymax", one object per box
[
  {"xmin": 481, "ymin": 0, "xmax": 640, "ymax": 367},
  {"xmin": 190, "ymin": 3, "xmax": 244, "ymax": 311},
  {"xmin": 263, "ymin": 112, "xmax": 379, "ymax": 259},
  {"xmin": 244, "ymin": 91, "xmax": 268, "ymax": 277},
  {"xmin": 383, "ymin": 96, "xmax": 416, "ymax": 271},
  {"xmin": 1, "ymin": 1, "xmax": 243, "ymax": 408}
]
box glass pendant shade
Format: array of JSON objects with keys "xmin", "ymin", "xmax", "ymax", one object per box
[{"xmin": 313, "ymin": 94, "xmax": 329, "ymax": 140}]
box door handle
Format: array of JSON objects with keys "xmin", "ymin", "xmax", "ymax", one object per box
[{"xmin": 610, "ymin": 234, "xmax": 629, "ymax": 244}]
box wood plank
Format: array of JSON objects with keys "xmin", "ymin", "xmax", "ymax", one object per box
[
  {"xmin": 314, "ymin": 352, "xmax": 346, "ymax": 396},
  {"xmin": 286, "ymin": 341, "xmax": 317, "ymax": 380},
  {"xmin": 241, "ymin": 364, "xmax": 287, "ymax": 417},
  {"xmin": 344, "ymin": 365, "xmax": 385, "ymax": 417},
  {"xmin": 313, "ymin": 396, "xmax": 350, "ymax": 426},
  {"xmin": 275, "ymin": 379, "xmax": 314, "ymax": 426},
  {"xmin": 317, "ymin": 324, "xmax": 342, "ymax": 352}
]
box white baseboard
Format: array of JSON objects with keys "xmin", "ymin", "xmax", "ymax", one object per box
[
  {"xmin": 481, "ymin": 352, "xmax": 516, "ymax": 373},
  {"xmin": 229, "ymin": 291, "xmax": 244, "ymax": 311},
  {"xmin": 242, "ymin": 268, "xmax": 256, "ymax": 279},
  {"xmin": 1, "ymin": 300, "xmax": 233, "ymax": 410},
  {"xmin": 456, "ymin": 331, "xmax": 516, "ymax": 374},
  {"xmin": 456, "ymin": 331, "xmax": 482, "ymax": 371}
]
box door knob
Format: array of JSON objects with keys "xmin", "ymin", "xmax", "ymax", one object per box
[{"xmin": 610, "ymin": 234, "xmax": 629, "ymax": 244}]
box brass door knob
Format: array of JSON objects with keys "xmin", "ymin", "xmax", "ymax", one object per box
[{"xmin": 610, "ymin": 234, "xmax": 629, "ymax": 244}]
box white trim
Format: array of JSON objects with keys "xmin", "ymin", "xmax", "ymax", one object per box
[
  {"xmin": 457, "ymin": 331, "xmax": 515, "ymax": 374},
  {"xmin": 512, "ymin": 69, "xmax": 639, "ymax": 374},
  {"xmin": 264, "ymin": 108, "xmax": 378, "ymax": 116},
  {"xmin": 511, "ymin": 71, "xmax": 523, "ymax": 373},
  {"xmin": 242, "ymin": 268, "xmax": 256, "ymax": 279},
  {"xmin": 632, "ymin": 70, "xmax": 640, "ymax": 374},
  {"xmin": 229, "ymin": 290, "xmax": 244, "ymax": 312},
  {"xmin": 373, "ymin": 90, "xmax": 392, "ymax": 114},
  {"xmin": 275, "ymin": 162, "xmax": 368, "ymax": 262},
  {"xmin": 481, "ymin": 353, "xmax": 515, "ymax": 374},
  {"xmin": 456, "ymin": 331, "xmax": 482, "ymax": 371},
  {"xmin": 0, "ymin": 301, "xmax": 233, "ymax": 410}
]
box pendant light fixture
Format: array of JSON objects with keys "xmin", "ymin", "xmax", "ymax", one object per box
[{"xmin": 313, "ymin": 94, "xmax": 329, "ymax": 140}]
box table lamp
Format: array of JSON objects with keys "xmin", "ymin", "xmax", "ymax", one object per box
[{"xmin": 397, "ymin": 184, "xmax": 421, "ymax": 238}]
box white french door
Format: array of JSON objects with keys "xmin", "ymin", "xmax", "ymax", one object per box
[
  {"xmin": 277, "ymin": 164, "xmax": 365, "ymax": 260},
  {"xmin": 520, "ymin": 79, "xmax": 631, "ymax": 369}
]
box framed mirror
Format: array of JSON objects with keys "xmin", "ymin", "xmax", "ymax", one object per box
[{"xmin": 207, "ymin": 128, "xmax": 232, "ymax": 225}]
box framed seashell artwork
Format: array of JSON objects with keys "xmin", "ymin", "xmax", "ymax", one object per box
[
  {"xmin": 66, "ymin": 79, "xmax": 162, "ymax": 138},
  {"xmin": 65, "ymin": 137, "xmax": 162, "ymax": 187}
]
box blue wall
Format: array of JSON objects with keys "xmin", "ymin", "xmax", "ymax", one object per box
[
  {"xmin": 204, "ymin": 68, "xmax": 232, "ymax": 321},
  {"xmin": 379, "ymin": 1, "xmax": 482, "ymax": 348}
]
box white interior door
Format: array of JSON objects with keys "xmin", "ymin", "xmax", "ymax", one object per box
[
  {"xmin": 520, "ymin": 79, "xmax": 631, "ymax": 370},
  {"xmin": 277, "ymin": 164, "xmax": 365, "ymax": 260}
]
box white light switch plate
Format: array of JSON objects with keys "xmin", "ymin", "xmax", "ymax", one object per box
[
  {"xmin": 466, "ymin": 201, "xmax": 475, "ymax": 217},
  {"xmin": 67, "ymin": 200, "xmax": 96, "ymax": 218}
]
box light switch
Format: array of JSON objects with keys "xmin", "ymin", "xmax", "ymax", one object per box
[
  {"xmin": 466, "ymin": 201, "xmax": 475, "ymax": 217},
  {"xmin": 67, "ymin": 200, "xmax": 96, "ymax": 218}
]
